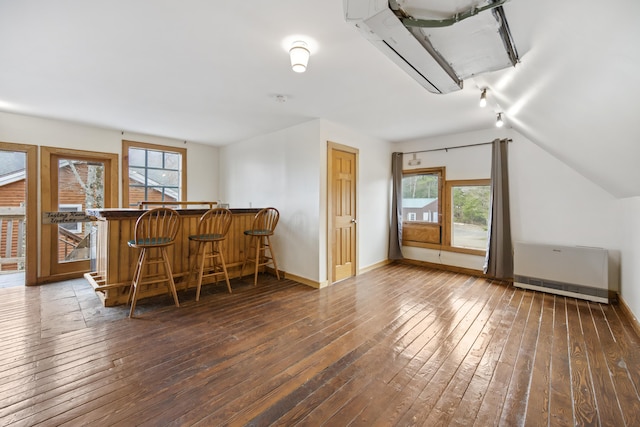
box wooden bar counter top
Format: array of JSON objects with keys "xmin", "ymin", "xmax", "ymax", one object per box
[{"xmin": 85, "ymin": 207, "xmax": 261, "ymax": 306}]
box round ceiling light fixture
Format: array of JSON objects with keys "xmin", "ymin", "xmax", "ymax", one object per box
[{"xmin": 289, "ymin": 40, "xmax": 310, "ymax": 73}]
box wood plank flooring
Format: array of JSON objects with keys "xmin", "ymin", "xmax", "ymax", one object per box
[{"xmin": 0, "ymin": 263, "xmax": 639, "ymax": 426}]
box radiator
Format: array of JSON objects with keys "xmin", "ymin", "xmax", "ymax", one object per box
[{"xmin": 513, "ymin": 242, "xmax": 612, "ymax": 303}]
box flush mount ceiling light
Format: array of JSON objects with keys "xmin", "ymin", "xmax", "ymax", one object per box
[
  {"xmin": 496, "ymin": 113, "xmax": 504, "ymax": 128},
  {"xmin": 479, "ymin": 88, "xmax": 487, "ymax": 108},
  {"xmin": 289, "ymin": 41, "xmax": 310, "ymax": 73}
]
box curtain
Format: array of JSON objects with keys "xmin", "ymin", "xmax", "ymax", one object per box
[
  {"xmin": 483, "ymin": 139, "xmax": 513, "ymax": 279},
  {"xmin": 389, "ymin": 152, "xmax": 404, "ymax": 260}
]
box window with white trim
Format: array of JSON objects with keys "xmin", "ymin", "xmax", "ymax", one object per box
[{"xmin": 59, "ymin": 204, "xmax": 82, "ymax": 233}]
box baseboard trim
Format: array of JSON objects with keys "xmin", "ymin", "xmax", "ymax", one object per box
[
  {"xmin": 359, "ymin": 259, "xmax": 392, "ymax": 274},
  {"xmin": 397, "ymin": 258, "xmax": 489, "ymax": 278},
  {"xmin": 283, "ymin": 272, "xmax": 323, "ymax": 289},
  {"xmin": 618, "ymin": 296, "xmax": 640, "ymax": 338}
]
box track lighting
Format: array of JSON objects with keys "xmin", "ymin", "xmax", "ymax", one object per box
[
  {"xmin": 495, "ymin": 113, "xmax": 504, "ymax": 128},
  {"xmin": 479, "ymin": 88, "xmax": 487, "ymax": 108}
]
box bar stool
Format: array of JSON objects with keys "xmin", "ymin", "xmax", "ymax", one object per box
[
  {"xmin": 241, "ymin": 207, "xmax": 280, "ymax": 286},
  {"xmin": 127, "ymin": 207, "xmax": 181, "ymax": 318},
  {"xmin": 188, "ymin": 207, "xmax": 233, "ymax": 301}
]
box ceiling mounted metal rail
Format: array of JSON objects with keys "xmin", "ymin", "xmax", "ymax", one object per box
[
  {"xmin": 389, "ymin": 0, "xmax": 510, "ymax": 28},
  {"xmin": 388, "ymin": 0, "xmax": 519, "ymax": 67},
  {"xmin": 403, "ymin": 138, "xmax": 512, "ymax": 156}
]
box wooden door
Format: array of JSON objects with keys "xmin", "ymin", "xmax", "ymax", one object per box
[
  {"xmin": 40, "ymin": 147, "xmax": 118, "ymax": 282},
  {"xmin": 328, "ymin": 142, "xmax": 358, "ymax": 283}
]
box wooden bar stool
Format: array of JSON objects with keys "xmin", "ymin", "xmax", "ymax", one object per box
[
  {"xmin": 188, "ymin": 207, "xmax": 233, "ymax": 301},
  {"xmin": 241, "ymin": 207, "xmax": 280, "ymax": 286},
  {"xmin": 127, "ymin": 207, "xmax": 181, "ymax": 318}
]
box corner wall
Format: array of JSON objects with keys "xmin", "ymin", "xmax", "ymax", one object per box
[
  {"xmin": 218, "ymin": 120, "xmax": 323, "ymax": 284},
  {"xmin": 218, "ymin": 119, "xmax": 392, "ymax": 286},
  {"xmin": 619, "ymin": 196, "xmax": 640, "ymax": 321},
  {"xmin": 320, "ymin": 120, "xmax": 391, "ymax": 280}
]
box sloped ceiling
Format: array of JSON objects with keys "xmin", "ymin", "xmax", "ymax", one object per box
[{"xmin": 0, "ymin": 0, "xmax": 639, "ymax": 197}]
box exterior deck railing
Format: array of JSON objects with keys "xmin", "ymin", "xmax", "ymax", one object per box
[{"xmin": 0, "ymin": 207, "xmax": 26, "ymax": 272}]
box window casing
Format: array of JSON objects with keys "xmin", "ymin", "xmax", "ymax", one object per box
[
  {"xmin": 402, "ymin": 167, "xmax": 490, "ymax": 255},
  {"xmin": 401, "ymin": 167, "xmax": 444, "ymax": 246},
  {"xmin": 58, "ymin": 204, "xmax": 82, "ymax": 233},
  {"xmin": 444, "ymin": 180, "xmax": 491, "ymax": 255},
  {"xmin": 122, "ymin": 140, "xmax": 187, "ymax": 208}
]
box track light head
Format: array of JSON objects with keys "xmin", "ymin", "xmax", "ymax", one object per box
[{"xmin": 479, "ymin": 88, "xmax": 487, "ymax": 108}]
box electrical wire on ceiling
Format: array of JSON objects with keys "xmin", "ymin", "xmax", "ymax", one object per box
[{"xmin": 403, "ymin": 139, "xmax": 512, "ymax": 156}]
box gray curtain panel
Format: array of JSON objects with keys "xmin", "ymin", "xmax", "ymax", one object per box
[
  {"xmin": 483, "ymin": 139, "xmax": 514, "ymax": 279},
  {"xmin": 389, "ymin": 152, "xmax": 404, "ymax": 260}
]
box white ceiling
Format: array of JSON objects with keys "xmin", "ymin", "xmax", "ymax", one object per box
[{"xmin": 1, "ymin": 0, "xmax": 639, "ymax": 197}]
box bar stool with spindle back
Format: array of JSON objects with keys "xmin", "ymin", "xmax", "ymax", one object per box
[
  {"xmin": 127, "ymin": 207, "xmax": 181, "ymax": 318},
  {"xmin": 188, "ymin": 207, "xmax": 233, "ymax": 301},
  {"xmin": 241, "ymin": 207, "xmax": 280, "ymax": 286}
]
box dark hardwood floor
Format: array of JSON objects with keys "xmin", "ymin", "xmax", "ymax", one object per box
[{"xmin": 0, "ymin": 263, "xmax": 639, "ymax": 426}]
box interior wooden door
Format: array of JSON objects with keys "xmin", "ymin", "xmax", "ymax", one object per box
[
  {"xmin": 40, "ymin": 147, "xmax": 118, "ymax": 282},
  {"xmin": 328, "ymin": 142, "xmax": 358, "ymax": 283}
]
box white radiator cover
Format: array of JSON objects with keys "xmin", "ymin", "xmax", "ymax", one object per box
[{"xmin": 513, "ymin": 242, "xmax": 611, "ymax": 303}]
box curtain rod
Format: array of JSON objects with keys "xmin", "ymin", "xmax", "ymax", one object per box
[{"xmin": 403, "ymin": 138, "xmax": 512, "ymax": 156}]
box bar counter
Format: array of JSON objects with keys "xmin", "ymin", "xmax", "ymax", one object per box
[{"xmin": 84, "ymin": 207, "xmax": 261, "ymax": 306}]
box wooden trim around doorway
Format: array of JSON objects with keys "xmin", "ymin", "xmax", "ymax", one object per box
[
  {"xmin": 327, "ymin": 141, "xmax": 359, "ymax": 285},
  {"xmin": 0, "ymin": 142, "xmax": 37, "ymax": 286}
]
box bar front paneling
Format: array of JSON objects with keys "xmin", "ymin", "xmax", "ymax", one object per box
[{"xmin": 85, "ymin": 208, "xmax": 260, "ymax": 306}]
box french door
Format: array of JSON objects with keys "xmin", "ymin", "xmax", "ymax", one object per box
[{"xmin": 40, "ymin": 147, "xmax": 118, "ymax": 282}]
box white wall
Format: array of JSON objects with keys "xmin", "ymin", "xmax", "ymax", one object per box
[
  {"xmin": 0, "ymin": 111, "xmax": 219, "ymax": 204},
  {"xmin": 219, "ymin": 120, "xmax": 322, "ymax": 283},
  {"xmin": 394, "ymin": 128, "xmax": 622, "ymax": 287},
  {"xmin": 619, "ymin": 197, "xmax": 640, "ymax": 321},
  {"xmin": 320, "ymin": 120, "xmax": 391, "ymax": 278},
  {"xmin": 219, "ymin": 119, "xmax": 391, "ymax": 285}
]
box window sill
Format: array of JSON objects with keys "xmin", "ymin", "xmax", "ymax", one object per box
[{"xmin": 403, "ymin": 240, "xmax": 486, "ymax": 256}]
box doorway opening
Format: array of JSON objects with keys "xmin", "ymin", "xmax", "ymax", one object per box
[{"xmin": 0, "ymin": 143, "xmax": 37, "ymax": 286}]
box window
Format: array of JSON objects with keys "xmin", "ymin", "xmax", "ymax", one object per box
[
  {"xmin": 122, "ymin": 140, "xmax": 187, "ymax": 208},
  {"xmin": 445, "ymin": 180, "xmax": 491, "ymax": 254},
  {"xmin": 402, "ymin": 169, "xmax": 441, "ymax": 223},
  {"xmin": 58, "ymin": 204, "xmax": 82, "ymax": 233},
  {"xmin": 401, "ymin": 167, "xmax": 444, "ymax": 246},
  {"xmin": 400, "ymin": 167, "xmax": 490, "ymax": 255}
]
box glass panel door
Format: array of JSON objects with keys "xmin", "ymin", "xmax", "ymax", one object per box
[
  {"xmin": 56, "ymin": 159, "xmax": 105, "ymax": 263},
  {"xmin": 40, "ymin": 146, "xmax": 118, "ymax": 281}
]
